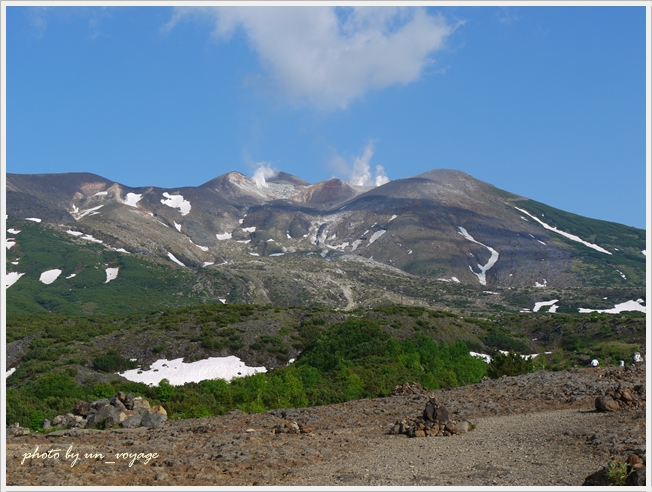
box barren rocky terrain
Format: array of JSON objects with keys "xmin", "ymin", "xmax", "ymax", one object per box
[{"xmin": 6, "ymin": 365, "xmax": 645, "ymax": 487}]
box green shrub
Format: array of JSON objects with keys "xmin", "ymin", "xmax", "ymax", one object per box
[
  {"xmin": 93, "ymin": 349, "xmax": 137, "ymax": 373},
  {"xmin": 487, "ymin": 351, "xmax": 536, "ymax": 378}
]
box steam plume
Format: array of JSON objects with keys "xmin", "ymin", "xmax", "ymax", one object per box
[
  {"xmin": 349, "ymin": 143, "xmax": 390, "ymax": 187},
  {"xmin": 252, "ymin": 162, "xmax": 277, "ymax": 188}
]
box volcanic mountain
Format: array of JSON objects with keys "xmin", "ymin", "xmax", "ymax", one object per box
[{"xmin": 5, "ymin": 168, "xmax": 646, "ymax": 314}]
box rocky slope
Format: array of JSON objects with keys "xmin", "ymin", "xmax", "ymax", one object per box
[
  {"xmin": 7, "ymin": 168, "xmax": 646, "ymax": 293},
  {"xmin": 5, "ymin": 365, "xmax": 645, "ymax": 487}
]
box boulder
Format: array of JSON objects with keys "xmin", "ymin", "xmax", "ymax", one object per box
[
  {"xmin": 41, "ymin": 419, "xmax": 51, "ymax": 429},
  {"xmin": 7, "ymin": 423, "xmax": 30, "ymax": 437},
  {"xmin": 434, "ymin": 404, "xmax": 449, "ymax": 423},
  {"xmin": 73, "ymin": 400, "xmax": 90, "ymax": 417},
  {"xmin": 456, "ymin": 420, "xmax": 472, "ymax": 433},
  {"xmin": 595, "ymin": 395, "xmax": 620, "ymax": 412},
  {"xmin": 583, "ymin": 468, "xmax": 609, "ymax": 486},
  {"xmin": 626, "ymin": 467, "xmax": 646, "ymax": 486},
  {"xmin": 123, "ymin": 393, "xmax": 135, "ymax": 410},
  {"xmin": 110, "ymin": 396, "xmax": 127, "ymax": 413},
  {"xmin": 120, "ymin": 414, "xmax": 143, "ymax": 429},
  {"xmin": 87, "ymin": 404, "xmax": 120, "ymax": 428},
  {"xmin": 423, "ymin": 402, "xmax": 435, "ymax": 421},
  {"xmin": 150, "ymin": 405, "xmax": 167, "ymax": 416},
  {"xmin": 131, "ymin": 397, "xmax": 151, "ymax": 415},
  {"xmin": 90, "ymin": 398, "xmax": 111, "ymax": 410},
  {"xmin": 141, "ymin": 412, "xmax": 167, "ymax": 429}
]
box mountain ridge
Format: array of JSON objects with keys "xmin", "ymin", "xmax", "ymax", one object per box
[{"xmin": 5, "ymin": 168, "xmax": 646, "ymax": 314}]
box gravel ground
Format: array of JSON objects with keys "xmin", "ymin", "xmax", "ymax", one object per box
[
  {"xmin": 5, "ymin": 365, "xmax": 646, "ymax": 487},
  {"xmin": 289, "ymin": 409, "xmax": 618, "ymax": 486}
]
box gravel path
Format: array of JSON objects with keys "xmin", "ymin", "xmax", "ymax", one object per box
[
  {"xmin": 288, "ymin": 409, "xmax": 611, "ymax": 486},
  {"xmin": 6, "ymin": 366, "xmax": 645, "ymax": 487}
]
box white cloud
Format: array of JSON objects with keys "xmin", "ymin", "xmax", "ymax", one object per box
[{"xmin": 164, "ymin": 6, "xmax": 456, "ymax": 109}]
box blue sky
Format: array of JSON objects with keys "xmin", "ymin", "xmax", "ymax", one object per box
[{"xmin": 5, "ymin": 5, "xmax": 648, "ymax": 229}]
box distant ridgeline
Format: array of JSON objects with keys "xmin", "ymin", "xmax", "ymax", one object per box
[{"xmin": 5, "ymin": 170, "xmax": 645, "ymax": 316}]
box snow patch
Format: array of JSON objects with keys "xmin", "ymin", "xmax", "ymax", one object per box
[
  {"xmin": 389, "ymin": 215, "xmax": 398, "ymax": 221},
  {"xmin": 535, "ymin": 279, "xmax": 547, "ymax": 288},
  {"xmin": 6, "ymin": 272, "xmax": 25, "ymax": 288},
  {"xmin": 6, "ymin": 240, "xmax": 16, "ymax": 249},
  {"xmin": 25, "ymin": 218, "xmax": 42, "ymax": 223},
  {"xmin": 72, "ymin": 204, "xmax": 104, "ymax": 220},
  {"xmin": 174, "ymin": 221, "xmax": 182, "ymax": 232},
  {"xmin": 470, "ymin": 352, "xmax": 492, "ymax": 363},
  {"xmin": 237, "ymin": 240, "xmax": 251, "ymax": 244},
  {"xmin": 95, "ymin": 191, "xmax": 108, "ymax": 196},
  {"xmin": 533, "ymin": 299, "xmax": 559, "ymax": 312},
  {"xmin": 202, "ymin": 262, "xmax": 214, "ymax": 267},
  {"xmin": 367, "ymin": 230, "xmax": 386, "ymax": 246},
  {"xmin": 105, "ymin": 267, "xmax": 119, "ymax": 283},
  {"xmin": 457, "ymin": 227, "xmax": 499, "ymax": 286},
  {"xmin": 242, "ymin": 226, "xmax": 256, "ymax": 233},
  {"xmin": 124, "ymin": 193, "xmax": 142, "ymax": 207},
  {"xmin": 579, "ymin": 299, "xmax": 646, "ymax": 314},
  {"xmin": 66, "ymin": 273, "xmax": 76, "ymax": 279},
  {"xmin": 216, "ymin": 232, "xmax": 232, "ymax": 241},
  {"xmin": 269, "ymin": 253, "xmax": 285, "ymax": 257},
  {"xmin": 351, "ymin": 239, "xmax": 363, "ymax": 251},
  {"xmin": 438, "ymin": 276, "xmax": 460, "ymax": 283},
  {"xmin": 249, "ymin": 252, "xmax": 260, "ymax": 256},
  {"xmin": 118, "ymin": 356, "xmax": 267, "ymax": 386},
  {"xmin": 515, "ymin": 207, "xmax": 611, "ymax": 255},
  {"xmin": 167, "ymin": 252, "xmax": 186, "ymax": 267},
  {"xmin": 7, "ymin": 228, "xmax": 21, "ymax": 234},
  {"xmin": 161, "ymin": 192, "xmax": 191, "ymax": 216},
  {"xmin": 40, "ymin": 269, "xmax": 62, "ymax": 285}
]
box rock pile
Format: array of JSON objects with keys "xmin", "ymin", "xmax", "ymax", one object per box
[
  {"xmin": 41, "ymin": 392, "xmax": 167, "ymax": 431},
  {"xmin": 272, "ymin": 421, "xmax": 314, "ymax": 436},
  {"xmin": 594, "ymin": 383, "xmax": 646, "ymax": 412},
  {"xmin": 391, "ymin": 382, "xmax": 429, "ymax": 396},
  {"xmin": 6, "ymin": 422, "xmax": 30, "ymax": 438},
  {"xmin": 388, "ymin": 398, "xmax": 473, "ymax": 438}
]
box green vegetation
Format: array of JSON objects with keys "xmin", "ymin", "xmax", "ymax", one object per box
[
  {"xmin": 605, "ymin": 460, "xmax": 632, "ymax": 486},
  {"xmin": 6, "ymin": 318, "xmax": 487, "ymax": 425},
  {"xmin": 93, "ymin": 349, "xmax": 138, "ymax": 373},
  {"xmin": 487, "ymin": 351, "xmax": 539, "ymax": 378},
  {"xmin": 5, "ymin": 298, "xmax": 645, "ymax": 427}
]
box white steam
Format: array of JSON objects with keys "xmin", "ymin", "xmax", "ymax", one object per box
[
  {"xmin": 251, "ymin": 162, "xmax": 277, "ymax": 189},
  {"xmin": 349, "ymin": 143, "xmax": 389, "ymax": 187}
]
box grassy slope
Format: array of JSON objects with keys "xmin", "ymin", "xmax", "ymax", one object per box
[{"xmin": 511, "ymin": 198, "xmax": 646, "ymax": 286}]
